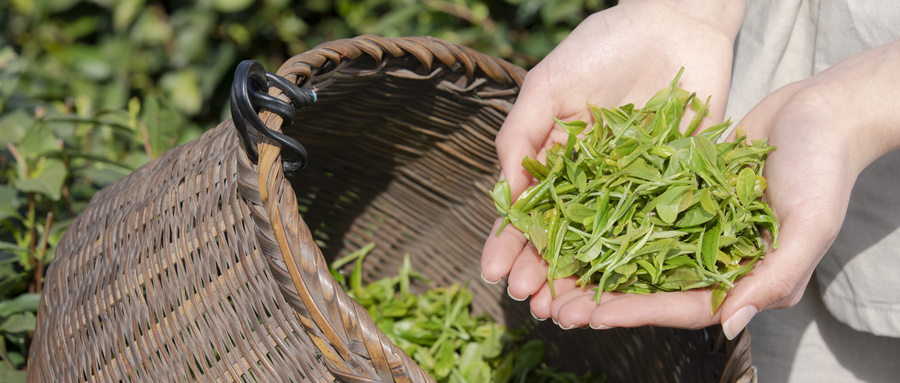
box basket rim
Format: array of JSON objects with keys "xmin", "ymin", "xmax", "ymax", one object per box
[{"xmin": 251, "ymin": 34, "xmax": 526, "ymax": 383}]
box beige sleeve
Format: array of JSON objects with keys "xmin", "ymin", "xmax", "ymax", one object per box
[{"xmin": 728, "ymin": 0, "xmax": 900, "ymax": 338}]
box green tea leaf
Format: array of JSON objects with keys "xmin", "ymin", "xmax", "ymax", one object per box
[
  {"xmin": 620, "ymin": 157, "xmax": 661, "ymax": 182},
  {"xmin": 655, "ymin": 185, "xmax": 693, "ymax": 225},
  {"xmin": 510, "ymin": 175, "xmax": 553, "ymax": 212},
  {"xmin": 736, "ymin": 167, "xmax": 757, "ymax": 206},
  {"xmin": 554, "ymin": 117, "xmax": 588, "ymax": 136},
  {"xmin": 528, "ymin": 212, "xmax": 549, "ymax": 254},
  {"xmin": 522, "ymin": 156, "xmax": 550, "ymax": 180},
  {"xmin": 636, "ymin": 259, "xmax": 659, "ymax": 283},
  {"xmin": 490, "ymin": 69, "xmax": 778, "ymax": 314},
  {"xmin": 698, "ymin": 118, "xmax": 734, "ymax": 142},
  {"xmin": 566, "ymin": 160, "xmax": 588, "ymax": 192},
  {"xmin": 665, "ymin": 255, "xmax": 699, "ymax": 269},
  {"xmin": 489, "ymin": 180, "xmax": 512, "ymax": 229},
  {"xmin": 691, "ymin": 136, "xmax": 720, "ymax": 179},
  {"xmin": 614, "ymin": 262, "xmax": 637, "ymax": 277},
  {"xmin": 565, "ymin": 203, "xmax": 595, "ymax": 226},
  {"xmin": 684, "ymin": 95, "xmax": 711, "ymax": 137},
  {"xmin": 660, "ymin": 267, "xmax": 706, "ymax": 291},
  {"xmin": 649, "ymin": 144, "xmax": 675, "ymax": 158},
  {"xmin": 577, "ymin": 242, "xmax": 605, "ymax": 263},
  {"xmin": 752, "ymin": 206, "xmax": 780, "ymax": 247},
  {"xmin": 699, "ymin": 188, "xmax": 718, "ymax": 214},
  {"xmin": 432, "ymin": 340, "xmax": 455, "ymax": 379},
  {"xmin": 724, "ymin": 145, "xmax": 774, "ymax": 164},
  {"xmin": 701, "ymin": 220, "xmax": 722, "ymax": 271},
  {"xmin": 710, "ymin": 283, "xmax": 729, "ymax": 315},
  {"xmin": 717, "ymin": 249, "xmax": 737, "ymax": 266},
  {"xmin": 674, "ymin": 205, "xmax": 716, "ymax": 227},
  {"xmin": 550, "ymin": 255, "xmax": 580, "ymax": 280}
]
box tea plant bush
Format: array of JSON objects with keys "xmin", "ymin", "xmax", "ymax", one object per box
[{"xmin": 0, "ymin": 0, "xmax": 614, "ymax": 378}]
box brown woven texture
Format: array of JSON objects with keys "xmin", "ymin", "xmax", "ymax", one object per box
[{"xmin": 28, "ymin": 35, "xmax": 755, "ymax": 382}]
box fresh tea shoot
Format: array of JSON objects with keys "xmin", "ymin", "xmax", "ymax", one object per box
[
  {"xmin": 331, "ymin": 245, "xmax": 606, "ymax": 383},
  {"xmin": 490, "ymin": 69, "xmax": 779, "ymax": 314}
]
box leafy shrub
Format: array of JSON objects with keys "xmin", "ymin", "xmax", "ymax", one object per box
[{"xmin": 0, "ymin": 0, "xmax": 614, "ymax": 378}]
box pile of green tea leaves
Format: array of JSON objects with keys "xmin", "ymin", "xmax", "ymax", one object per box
[
  {"xmin": 330, "ymin": 244, "xmax": 605, "ymax": 383},
  {"xmin": 490, "ymin": 69, "xmax": 779, "ymax": 314}
]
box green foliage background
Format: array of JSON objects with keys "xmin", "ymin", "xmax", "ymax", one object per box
[{"xmin": 0, "ymin": 0, "xmax": 614, "ymax": 378}]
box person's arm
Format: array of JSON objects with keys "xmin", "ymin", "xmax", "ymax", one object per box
[
  {"xmin": 548, "ymin": 39, "xmax": 900, "ymax": 338},
  {"xmin": 481, "ymin": 0, "xmax": 747, "ymax": 318}
]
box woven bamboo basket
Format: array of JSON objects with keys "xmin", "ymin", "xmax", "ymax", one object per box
[{"xmin": 27, "ymin": 35, "xmax": 755, "ymax": 382}]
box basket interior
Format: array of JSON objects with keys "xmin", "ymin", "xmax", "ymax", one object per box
[
  {"xmin": 27, "ymin": 36, "xmax": 751, "ymax": 383},
  {"xmin": 285, "ymin": 54, "xmax": 510, "ymax": 316},
  {"xmin": 276, "ymin": 37, "xmax": 741, "ymax": 382}
]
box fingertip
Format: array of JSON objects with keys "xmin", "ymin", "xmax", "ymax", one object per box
[
  {"xmin": 529, "ymin": 283, "xmax": 554, "ymax": 319},
  {"xmin": 530, "ymin": 308, "xmax": 546, "ymax": 322},
  {"xmin": 548, "ymin": 280, "xmax": 590, "ymax": 319},
  {"xmin": 507, "ymin": 242, "xmax": 548, "ymax": 300},
  {"xmin": 555, "ymin": 294, "xmax": 596, "ymax": 329},
  {"xmin": 507, "ymin": 284, "xmax": 528, "ymax": 302},
  {"xmin": 480, "ymin": 271, "xmax": 500, "ymax": 285},
  {"xmin": 495, "ymin": 100, "xmax": 558, "ymax": 195},
  {"xmin": 589, "ymin": 321, "xmax": 611, "ymax": 330},
  {"xmin": 480, "ymin": 218, "xmax": 523, "ymax": 283},
  {"xmin": 722, "ymin": 305, "xmax": 757, "ymax": 340},
  {"xmin": 479, "ymin": 251, "xmax": 506, "ymax": 284}
]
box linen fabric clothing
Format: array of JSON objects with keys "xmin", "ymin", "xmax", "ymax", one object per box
[{"xmin": 726, "ymin": 0, "xmax": 900, "ymax": 381}]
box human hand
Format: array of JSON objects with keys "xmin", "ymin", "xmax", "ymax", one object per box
[
  {"xmin": 540, "ymin": 40, "xmax": 900, "ymax": 337},
  {"xmin": 481, "ymin": 0, "xmax": 746, "ymax": 315}
]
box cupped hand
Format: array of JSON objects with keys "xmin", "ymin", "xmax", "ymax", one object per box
[
  {"xmin": 542, "ymin": 40, "xmax": 900, "ymax": 338},
  {"xmin": 481, "ymin": 0, "xmax": 745, "ymax": 316}
]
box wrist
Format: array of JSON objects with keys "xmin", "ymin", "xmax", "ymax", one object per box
[
  {"xmin": 617, "ymin": 0, "xmax": 747, "ymax": 40},
  {"xmin": 795, "ymin": 40, "xmax": 900, "ymax": 168}
]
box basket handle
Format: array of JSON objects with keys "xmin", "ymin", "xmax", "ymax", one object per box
[
  {"xmin": 235, "ymin": 60, "xmax": 432, "ymax": 382},
  {"xmin": 230, "ymin": 59, "xmax": 316, "ymax": 171}
]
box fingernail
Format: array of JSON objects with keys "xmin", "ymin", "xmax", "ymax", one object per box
[
  {"xmin": 560, "ymin": 323, "xmax": 578, "ymax": 330},
  {"xmin": 481, "ymin": 272, "xmax": 499, "ymax": 285},
  {"xmin": 551, "ymin": 317, "xmax": 559, "ymax": 326},
  {"xmin": 589, "ymin": 322, "xmax": 611, "ymax": 330},
  {"xmin": 498, "ymin": 170, "xmax": 505, "ymax": 181},
  {"xmin": 507, "ymin": 285, "xmax": 526, "ymax": 301},
  {"xmin": 723, "ymin": 305, "xmax": 757, "ymax": 340},
  {"xmin": 530, "ymin": 310, "xmax": 546, "ymax": 322}
]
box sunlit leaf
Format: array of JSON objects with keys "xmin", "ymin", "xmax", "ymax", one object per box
[
  {"xmin": 491, "ymin": 70, "xmax": 778, "ymax": 314},
  {"xmin": 701, "ymin": 220, "xmax": 722, "ymax": 271},
  {"xmin": 711, "ymin": 283, "xmax": 729, "ymax": 316},
  {"xmin": 655, "ymin": 185, "xmax": 692, "ymax": 225},
  {"xmin": 16, "ymin": 124, "xmax": 57, "ymax": 158},
  {"xmin": 0, "ymin": 312, "xmax": 36, "ymax": 333},
  {"xmin": 15, "ymin": 158, "xmax": 67, "ymax": 201},
  {"xmin": 736, "ymin": 167, "xmax": 757, "ymax": 206},
  {"xmin": 0, "ymin": 293, "xmax": 40, "ymax": 317}
]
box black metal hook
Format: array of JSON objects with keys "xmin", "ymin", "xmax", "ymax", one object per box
[{"xmin": 230, "ymin": 60, "xmax": 317, "ymax": 171}]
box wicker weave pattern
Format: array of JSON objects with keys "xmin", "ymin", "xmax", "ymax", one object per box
[
  {"xmin": 28, "ymin": 35, "xmax": 754, "ymax": 382},
  {"xmin": 247, "ymin": 35, "xmax": 526, "ymax": 382},
  {"xmin": 271, "ymin": 36, "xmax": 523, "ymax": 321},
  {"xmin": 28, "ymin": 124, "xmax": 333, "ymax": 381}
]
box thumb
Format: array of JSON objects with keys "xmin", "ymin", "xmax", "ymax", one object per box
[
  {"xmin": 718, "ymin": 201, "xmax": 842, "ymax": 340},
  {"xmin": 495, "ymin": 73, "xmax": 567, "ymax": 198}
]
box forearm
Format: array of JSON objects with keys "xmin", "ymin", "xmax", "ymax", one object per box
[
  {"xmin": 793, "ymin": 39, "xmax": 900, "ymax": 172},
  {"xmin": 616, "ymin": 0, "xmax": 747, "ymax": 41}
]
